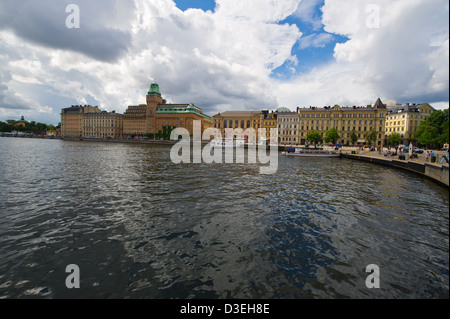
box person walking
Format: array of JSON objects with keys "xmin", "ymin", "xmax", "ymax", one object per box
[{"xmin": 425, "ymin": 151, "xmax": 430, "ymax": 162}]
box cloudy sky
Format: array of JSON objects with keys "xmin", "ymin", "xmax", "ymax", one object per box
[{"xmin": 0, "ymin": 0, "xmax": 448, "ymax": 124}]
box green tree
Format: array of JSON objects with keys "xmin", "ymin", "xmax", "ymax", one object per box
[
  {"xmin": 415, "ymin": 125, "xmax": 439, "ymax": 148},
  {"xmin": 0, "ymin": 121, "xmax": 14, "ymax": 132},
  {"xmin": 387, "ymin": 132, "xmax": 403, "ymax": 146},
  {"xmin": 306, "ymin": 130, "xmax": 322, "ymax": 147},
  {"xmin": 440, "ymin": 119, "xmax": 449, "ymax": 145},
  {"xmin": 324, "ymin": 128, "xmax": 340, "ymax": 144},
  {"xmin": 349, "ymin": 130, "xmax": 358, "ymax": 145},
  {"xmin": 161, "ymin": 126, "xmax": 176, "ymax": 140},
  {"xmin": 415, "ymin": 109, "xmax": 449, "ymax": 148},
  {"xmin": 365, "ymin": 129, "xmax": 377, "ymax": 146}
]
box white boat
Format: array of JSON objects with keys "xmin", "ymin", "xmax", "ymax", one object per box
[
  {"xmin": 282, "ymin": 148, "xmax": 341, "ymax": 158},
  {"xmin": 211, "ymin": 139, "xmax": 245, "ymax": 148}
]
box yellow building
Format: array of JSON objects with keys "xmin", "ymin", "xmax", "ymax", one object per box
[
  {"xmin": 260, "ymin": 110, "xmax": 278, "ymax": 144},
  {"xmin": 385, "ymin": 103, "xmax": 435, "ymax": 145},
  {"xmin": 83, "ymin": 111, "xmax": 123, "ymax": 139},
  {"xmin": 123, "ymin": 104, "xmax": 147, "ymax": 137},
  {"xmin": 156, "ymin": 104, "xmax": 213, "ymax": 136},
  {"xmin": 61, "ymin": 105, "xmax": 101, "ymax": 137},
  {"xmin": 213, "ymin": 111, "xmax": 262, "ymax": 143},
  {"xmin": 297, "ymin": 98, "xmax": 387, "ymax": 146},
  {"xmin": 14, "ymin": 116, "xmax": 28, "ymax": 128}
]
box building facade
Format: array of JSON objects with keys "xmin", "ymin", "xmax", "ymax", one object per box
[
  {"xmin": 385, "ymin": 103, "xmax": 435, "ymax": 145},
  {"xmin": 61, "ymin": 105, "xmax": 101, "ymax": 137},
  {"xmin": 277, "ymin": 110, "xmax": 299, "ymax": 146},
  {"xmin": 156, "ymin": 103, "xmax": 213, "ymax": 137},
  {"xmin": 260, "ymin": 110, "xmax": 278, "ymax": 144},
  {"xmin": 83, "ymin": 111, "xmax": 123, "ymax": 139},
  {"xmin": 123, "ymin": 82, "xmax": 213, "ymax": 138},
  {"xmin": 213, "ymin": 111, "xmax": 263, "ymax": 143},
  {"xmin": 297, "ymin": 99, "xmax": 387, "ymax": 146},
  {"xmin": 123, "ymin": 104, "xmax": 147, "ymax": 137}
]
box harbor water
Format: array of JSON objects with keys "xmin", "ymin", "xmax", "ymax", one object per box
[{"xmin": 0, "ymin": 137, "xmax": 448, "ymax": 298}]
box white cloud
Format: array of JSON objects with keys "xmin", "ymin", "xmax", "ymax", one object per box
[
  {"xmin": 293, "ymin": 0, "xmax": 323, "ymax": 30},
  {"xmin": 278, "ymin": 0, "xmax": 449, "ymax": 109},
  {"xmin": 298, "ymin": 33, "xmax": 334, "ymax": 49},
  {"xmin": 0, "ymin": 0, "xmax": 448, "ymax": 125}
]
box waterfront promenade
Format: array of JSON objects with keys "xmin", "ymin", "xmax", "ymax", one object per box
[
  {"xmin": 341, "ymin": 147, "xmax": 449, "ymax": 165},
  {"xmin": 339, "ymin": 147, "xmax": 449, "ymax": 187}
]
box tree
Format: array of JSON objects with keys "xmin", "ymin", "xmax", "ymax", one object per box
[
  {"xmin": 365, "ymin": 129, "xmax": 378, "ymax": 146},
  {"xmin": 306, "ymin": 130, "xmax": 322, "ymax": 147},
  {"xmin": 415, "ymin": 109, "xmax": 449, "ymax": 148},
  {"xmin": 440, "ymin": 119, "xmax": 449, "ymax": 145},
  {"xmin": 349, "ymin": 130, "xmax": 358, "ymax": 145},
  {"xmin": 387, "ymin": 132, "xmax": 403, "ymax": 146},
  {"xmin": 415, "ymin": 125, "xmax": 439, "ymax": 148},
  {"xmin": 324, "ymin": 128, "xmax": 340, "ymax": 144},
  {"xmin": 0, "ymin": 121, "xmax": 14, "ymax": 132}
]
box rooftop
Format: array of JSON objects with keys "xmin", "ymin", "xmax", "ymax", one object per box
[{"xmin": 214, "ymin": 111, "xmax": 261, "ymax": 117}]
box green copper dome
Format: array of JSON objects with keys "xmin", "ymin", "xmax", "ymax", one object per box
[
  {"xmin": 148, "ymin": 81, "xmax": 161, "ymax": 97},
  {"xmin": 277, "ymin": 107, "xmax": 291, "ymax": 113}
]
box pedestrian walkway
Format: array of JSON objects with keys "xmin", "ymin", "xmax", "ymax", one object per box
[{"xmin": 343, "ymin": 147, "xmax": 449, "ymax": 167}]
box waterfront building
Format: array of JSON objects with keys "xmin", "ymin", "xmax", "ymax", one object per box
[
  {"xmin": 385, "ymin": 103, "xmax": 435, "ymax": 145},
  {"xmin": 123, "ymin": 104, "xmax": 147, "ymax": 137},
  {"xmin": 83, "ymin": 111, "xmax": 123, "ymax": 139},
  {"xmin": 61, "ymin": 105, "xmax": 101, "ymax": 137},
  {"xmin": 15, "ymin": 116, "xmax": 28, "ymax": 128},
  {"xmin": 297, "ymin": 99, "xmax": 387, "ymax": 146},
  {"xmin": 260, "ymin": 110, "xmax": 278, "ymax": 144},
  {"xmin": 212, "ymin": 111, "xmax": 262, "ymax": 143},
  {"xmin": 156, "ymin": 103, "xmax": 213, "ymax": 136},
  {"xmin": 123, "ymin": 82, "xmax": 213, "ymax": 138},
  {"xmin": 277, "ymin": 109, "xmax": 299, "ymax": 146}
]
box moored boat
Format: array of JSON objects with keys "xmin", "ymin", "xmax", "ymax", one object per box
[
  {"xmin": 282, "ymin": 148, "xmax": 341, "ymax": 158},
  {"xmin": 211, "ymin": 138, "xmax": 245, "ymax": 148}
]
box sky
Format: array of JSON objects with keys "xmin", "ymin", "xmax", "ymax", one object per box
[{"xmin": 0, "ymin": 0, "xmax": 448, "ymax": 125}]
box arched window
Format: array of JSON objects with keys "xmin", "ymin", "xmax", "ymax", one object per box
[
  {"xmin": 229, "ymin": 120, "xmax": 232, "ymax": 128},
  {"xmin": 224, "ymin": 120, "xmax": 227, "ymax": 128},
  {"xmin": 235, "ymin": 120, "xmax": 239, "ymax": 128},
  {"xmin": 247, "ymin": 120, "xmax": 250, "ymax": 128},
  {"xmin": 241, "ymin": 120, "xmax": 245, "ymax": 128}
]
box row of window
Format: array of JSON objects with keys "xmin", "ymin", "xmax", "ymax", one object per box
[
  {"xmin": 298, "ymin": 126, "xmax": 383, "ymax": 132},
  {"xmin": 386, "ymin": 127, "xmax": 418, "ymax": 133},
  {"xmin": 279, "ymin": 118, "xmax": 299, "ymax": 122},
  {"xmin": 299, "ymin": 113, "xmax": 383, "ymax": 118},
  {"xmin": 386, "ymin": 120, "xmax": 420, "ymax": 126}
]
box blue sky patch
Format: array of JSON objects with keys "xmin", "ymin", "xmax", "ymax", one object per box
[
  {"xmin": 272, "ymin": 1, "xmax": 349, "ymax": 80},
  {"xmin": 174, "ymin": 0, "xmax": 216, "ymax": 12}
]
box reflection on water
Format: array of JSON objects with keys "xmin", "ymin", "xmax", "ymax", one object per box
[{"xmin": 0, "ymin": 138, "xmax": 448, "ymax": 299}]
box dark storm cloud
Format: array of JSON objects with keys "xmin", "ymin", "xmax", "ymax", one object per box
[{"xmin": 0, "ymin": 0, "xmax": 133, "ymax": 62}]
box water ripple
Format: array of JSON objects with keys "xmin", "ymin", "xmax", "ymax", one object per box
[{"xmin": 0, "ymin": 138, "xmax": 448, "ymax": 299}]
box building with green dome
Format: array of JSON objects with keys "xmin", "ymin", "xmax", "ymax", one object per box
[{"xmin": 123, "ymin": 81, "xmax": 213, "ymax": 138}]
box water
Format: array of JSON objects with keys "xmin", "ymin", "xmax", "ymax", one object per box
[{"xmin": 0, "ymin": 137, "xmax": 448, "ymax": 299}]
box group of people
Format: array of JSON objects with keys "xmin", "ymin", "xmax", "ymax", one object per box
[
  {"xmin": 425, "ymin": 150, "xmax": 435, "ymax": 162},
  {"xmin": 425, "ymin": 150, "xmax": 450, "ymax": 163},
  {"xmin": 382, "ymin": 145, "xmax": 405, "ymax": 157},
  {"xmin": 379, "ymin": 146, "xmax": 449, "ymax": 164},
  {"xmin": 383, "ymin": 149, "xmax": 398, "ymax": 157}
]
